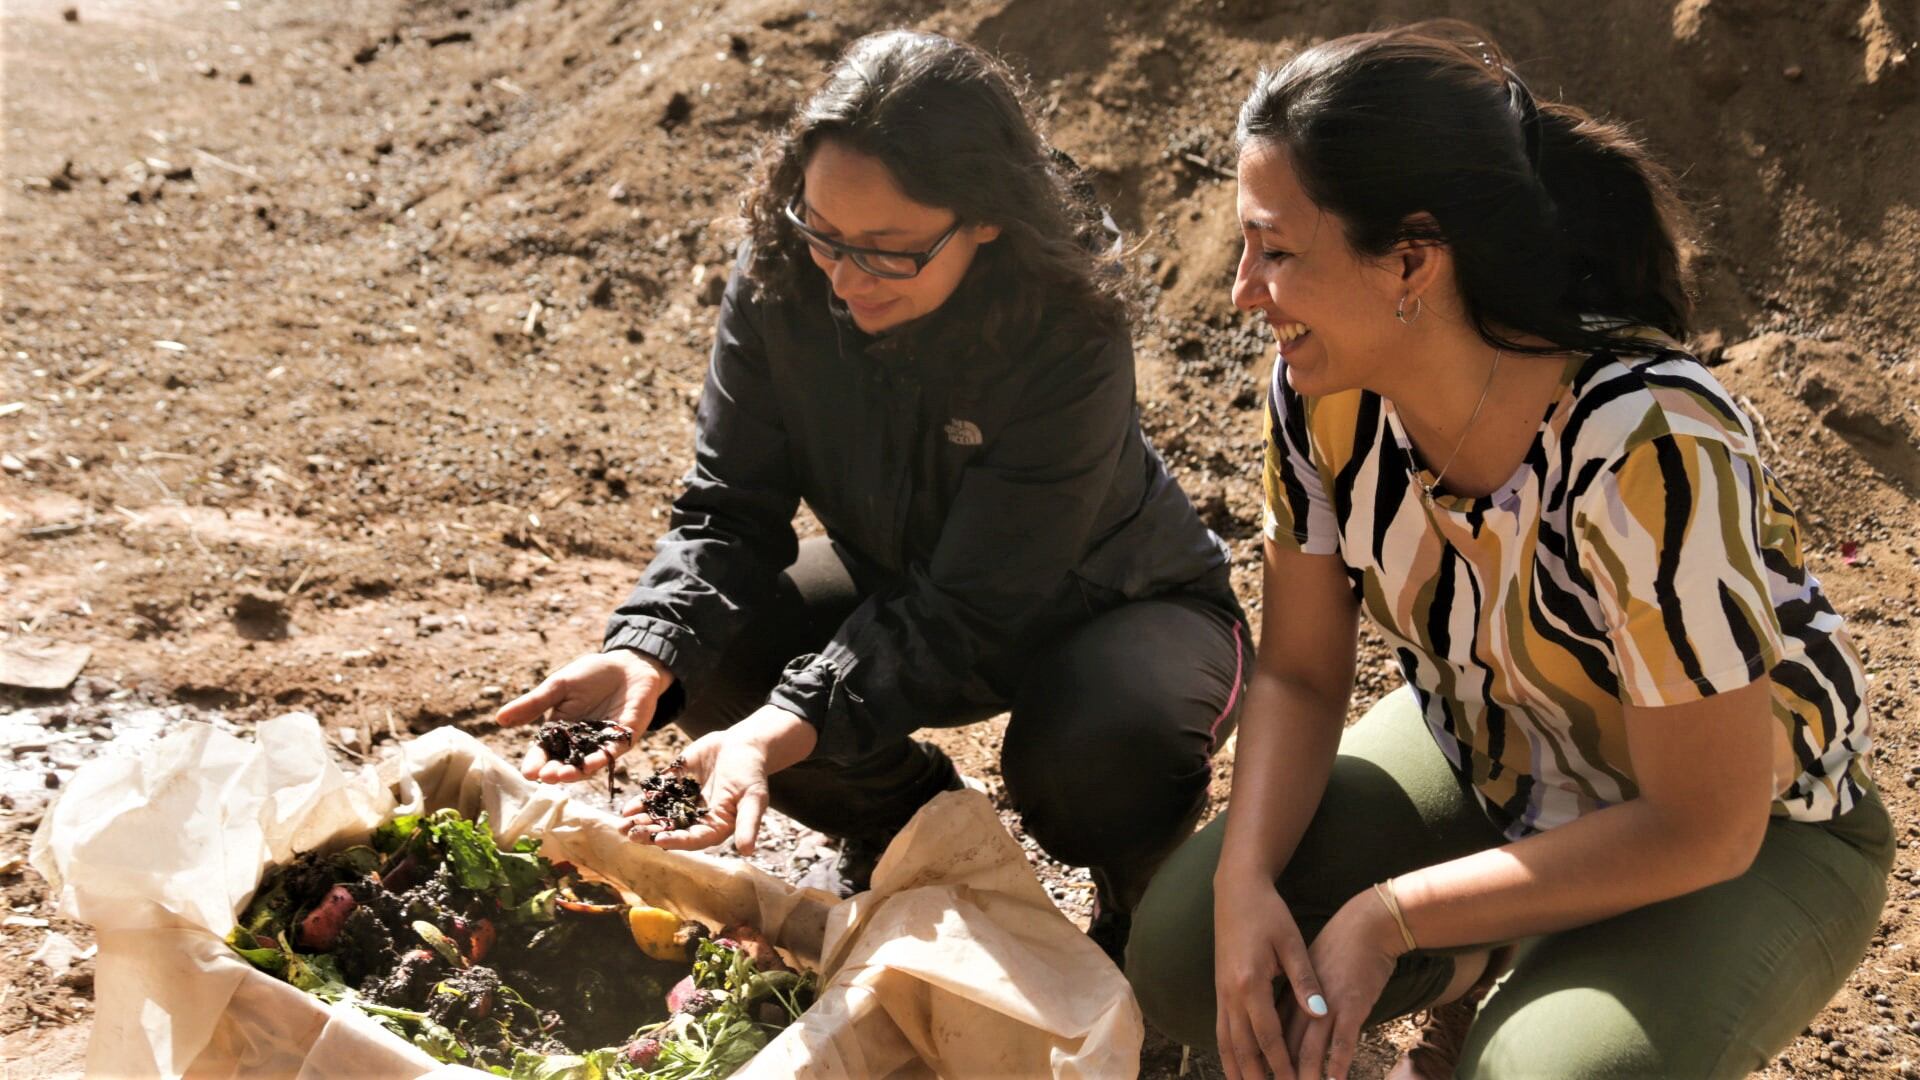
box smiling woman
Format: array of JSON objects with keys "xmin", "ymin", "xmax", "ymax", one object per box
[
  {"xmin": 1125, "ymin": 20, "xmax": 1889, "ymax": 1080},
  {"xmin": 736, "ymin": 30, "xmax": 1130, "ymax": 348},
  {"xmin": 495, "ymin": 29, "xmax": 1251, "ymax": 967},
  {"xmin": 782, "ymin": 140, "xmax": 995, "ymax": 332}
]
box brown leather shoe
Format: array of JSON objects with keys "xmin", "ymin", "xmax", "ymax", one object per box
[
  {"xmin": 1386, "ymin": 945, "xmax": 1516, "ymax": 1079},
  {"xmin": 1387, "ymin": 997, "xmax": 1478, "ymax": 1079}
]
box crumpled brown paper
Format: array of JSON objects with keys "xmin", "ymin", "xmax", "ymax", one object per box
[{"xmin": 30, "ymin": 715, "xmax": 1142, "ymax": 1078}]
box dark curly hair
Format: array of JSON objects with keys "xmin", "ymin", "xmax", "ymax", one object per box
[
  {"xmin": 1237, "ymin": 20, "xmax": 1696, "ymax": 356},
  {"xmin": 741, "ymin": 30, "xmax": 1128, "ymax": 350}
]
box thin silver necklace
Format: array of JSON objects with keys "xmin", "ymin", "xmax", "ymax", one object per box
[{"xmin": 1412, "ymin": 348, "xmax": 1502, "ymax": 504}]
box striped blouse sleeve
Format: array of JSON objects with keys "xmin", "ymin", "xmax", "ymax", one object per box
[
  {"xmin": 1573, "ymin": 433, "xmax": 1786, "ymax": 707},
  {"xmin": 1261, "ymin": 359, "xmax": 1339, "ymax": 556}
]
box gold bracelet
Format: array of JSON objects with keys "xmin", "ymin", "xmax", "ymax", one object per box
[{"xmin": 1373, "ymin": 879, "xmax": 1418, "ymax": 953}]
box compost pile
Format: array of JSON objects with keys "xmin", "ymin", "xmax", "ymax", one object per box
[{"xmin": 226, "ymin": 808, "xmax": 814, "ymax": 1078}]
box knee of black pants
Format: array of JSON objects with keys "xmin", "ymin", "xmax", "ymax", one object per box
[
  {"xmin": 1002, "ymin": 611, "xmax": 1229, "ymax": 872},
  {"xmin": 667, "ymin": 537, "xmax": 859, "ymax": 738},
  {"xmin": 762, "ymin": 738, "xmax": 960, "ymax": 846}
]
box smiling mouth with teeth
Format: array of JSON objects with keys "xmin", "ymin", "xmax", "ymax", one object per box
[{"xmin": 1274, "ymin": 321, "xmax": 1310, "ymax": 345}]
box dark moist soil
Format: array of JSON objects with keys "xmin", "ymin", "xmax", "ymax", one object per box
[
  {"xmin": 638, "ymin": 771, "xmax": 707, "ymax": 833},
  {"xmin": 486, "ymin": 909, "xmax": 683, "ymax": 1054},
  {"xmin": 536, "ymin": 716, "xmax": 625, "ymax": 768},
  {"xmin": 4, "ymin": 0, "xmax": 1918, "ymax": 1077},
  {"xmin": 537, "ymin": 716, "xmax": 633, "ymax": 801}
]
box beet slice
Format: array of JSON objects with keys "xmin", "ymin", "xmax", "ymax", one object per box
[{"xmin": 296, "ymin": 884, "xmax": 358, "ymax": 951}]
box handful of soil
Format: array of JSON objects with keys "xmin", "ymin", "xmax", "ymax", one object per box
[
  {"xmin": 536, "ymin": 717, "xmax": 627, "ymax": 770},
  {"xmin": 639, "ymin": 770, "xmax": 706, "ymax": 832},
  {"xmin": 536, "ymin": 717, "xmax": 630, "ymax": 801}
]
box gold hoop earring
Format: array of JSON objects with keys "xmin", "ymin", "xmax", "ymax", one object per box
[{"xmin": 1395, "ymin": 294, "xmax": 1424, "ymax": 325}]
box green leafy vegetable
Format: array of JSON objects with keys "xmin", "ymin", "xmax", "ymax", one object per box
[
  {"xmin": 413, "ymin": 919, "xmax": 464, "ymax": 965},
  {"xmin": 504, "ymin": 1048, "xmax": 625, "ymax": 1080},
  {"xmin": 427, "ymin": 809, "xmax": 510, "ymax": 894},
  {"xmin": 224, "ymin": 929, "xmax": 288, "ymax": 978},
  {"xmin": 283, "ymin": 939, "xmax": 351, "ymax": 1002},
  {"xmin": 373, "ymin": 813, "xmax": 423, "ymax": 853},
  {"xmin": 336, "ymin": 845, "xmax": 383, "ymax": 876},
  {"xmin": 414, "ymin": 1018, "xmax": 470, "ymax": 1061},
  {"xmin": 511, "ymin": 886, "xmax": 559, "ymax": 925},
  {"xmin": 235, "ymin": 874, "xmax": 294, "ymax": 940}
]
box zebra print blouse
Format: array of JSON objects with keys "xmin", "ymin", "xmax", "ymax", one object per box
[{"xmin": 1262, "ymin": 336, "xmax": 1870, "ymax": 838}]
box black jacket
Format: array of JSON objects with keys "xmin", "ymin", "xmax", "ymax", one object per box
[{"xmin": 604, "ymin": 245, "xmax": 1236, "ymax": 760}]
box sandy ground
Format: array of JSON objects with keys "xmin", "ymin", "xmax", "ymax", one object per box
[{"xmin": 2, "ymin": 0, "xmax": 1917, "ymax": 1075}]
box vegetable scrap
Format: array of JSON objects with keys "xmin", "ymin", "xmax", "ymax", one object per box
[{"xmin": 227, "ymin": 808, "xmax": 814, "ymax": 1078}]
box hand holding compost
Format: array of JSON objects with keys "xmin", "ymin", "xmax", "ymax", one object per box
[{"xmin": 227, "ymin": 808, "xmax": 813, "ymax": 1078}]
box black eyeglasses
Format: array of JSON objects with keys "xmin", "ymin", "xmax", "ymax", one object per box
[{"xmin": 783, "ymin": 195, "xmax": 963, "ymax": 280}]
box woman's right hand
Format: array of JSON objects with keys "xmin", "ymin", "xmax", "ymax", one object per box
[
  {"xmin": 1213, "ymin": 868, "xmax": 1328, "ymax": 1080},
  {"xmin": 494, "ymin": 650, "xmax": 675, "ymax": 783}
]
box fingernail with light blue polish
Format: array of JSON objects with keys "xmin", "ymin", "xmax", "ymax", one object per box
[{"xmin": 1307, "ymin": 993, "xmax": 1328, "ymax": 1016}]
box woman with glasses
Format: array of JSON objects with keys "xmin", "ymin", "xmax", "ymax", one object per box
[
  {"xmin": 496, "ymin": 29, "xmax": 1249, "ymax": 958},
  {"xmin": 1123, "ymin": 21, "xmax": 1889, "ymax": 1080}
]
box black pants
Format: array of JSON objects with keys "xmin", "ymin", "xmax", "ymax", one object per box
[{"xmin": 659, "ymin": 538, "xmax": 1249, "ymax": 909}]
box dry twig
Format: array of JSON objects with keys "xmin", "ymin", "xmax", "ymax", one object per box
[{"xmin": 192, "ymin": 147, "xmax": 263, "ymax": 181}]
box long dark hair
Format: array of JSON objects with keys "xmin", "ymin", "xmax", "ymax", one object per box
[
  {"xmin": 1237, "ymin": 20, "xmax": 1694, "ymax": 356},
  {"xmin": 742, "ymin": 30, "xmax": 1127, "ymax": 349}
]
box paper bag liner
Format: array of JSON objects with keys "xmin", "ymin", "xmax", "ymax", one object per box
[{"xmin": 30, "ymin": 714, "xmax": 1143, "ymax": 1078}]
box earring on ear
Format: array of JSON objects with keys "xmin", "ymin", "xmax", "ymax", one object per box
[{"xmin": 1394, "ymin": 294, "xmax": 1424, "ymax": 325}]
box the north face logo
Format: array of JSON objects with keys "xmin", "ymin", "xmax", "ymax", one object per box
[{"xmin": 944, "ymin": 419, "xmax": 983, "ymax": 446}]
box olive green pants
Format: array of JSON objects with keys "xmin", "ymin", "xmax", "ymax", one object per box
[{"xmin": 1127, "ymin": 687, "xmax": 1894, "ymax": 1078}]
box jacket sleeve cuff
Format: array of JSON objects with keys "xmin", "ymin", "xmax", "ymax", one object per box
[
  {"xmin": 602, "ymin": 617, "xmax": 698, "ymax": 725},
  {"xmin": 766, "ymin": 653, "xmax": 855, "ymax": 735}
]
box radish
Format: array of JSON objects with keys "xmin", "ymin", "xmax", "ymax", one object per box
[
  {"xmin": 666, "ymin": 974, "xmax": 699, "ymax": 1013},
  {"xmin": 296, "ymin": 885, "xmax": 357, "ymax": 951}
]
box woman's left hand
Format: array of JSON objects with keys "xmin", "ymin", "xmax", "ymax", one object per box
[
  {"xmin": 1286, "ymin": 887, "xmax": 1406, "ymax": 1080},
  {"xmin": 620, "ymin": 704, "xmax": 816, "ymax": 855}
]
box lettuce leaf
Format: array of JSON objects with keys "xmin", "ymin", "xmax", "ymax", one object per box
[
  {"xmin": 413, "ymin": 1018, "xmax": 470, "ymax": 1062},
  {"xmin": 224, "ymin": 927, "xmax": 289, "ymax": 978},
  {"xmin": 235, "ymin": 873, "xmax": 295, "ymax": 939},
  {"xmin": 373, "ymin": 813, "xmax": 423, "ymax": 854},
  {"xmin": 499, "ymin": 849, "xmax": 548, "ymax": 904},
  {"xmin": 427, "ymin": 809, "xmax": 510, "ymax": 895},
  {"xmin": 420, "ymin": 808, "xmax": 554, "ymax": 906},
  {"xmin": 510, "ymin": 886, "xmax": 559, "ymax": 925},
  {"xmin": 282, "ymin": 939, "xmax": 351, "ymax": 1003},
  {"xmin": 335, "ymin": 844, "xmax": 383, "ymax": 876},
  {"xmin": 525, "ymin": 1047, "xmax": 622, "ymax": 1080}
]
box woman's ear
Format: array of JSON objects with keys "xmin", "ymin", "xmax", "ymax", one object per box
[
  {"xmin": 1392, "ymin": 213, "xmax": 1451, "ymax": 304},
  {"xmin": 971, "ymin": 222, "xmax": 1003, "ymax": 245}
]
